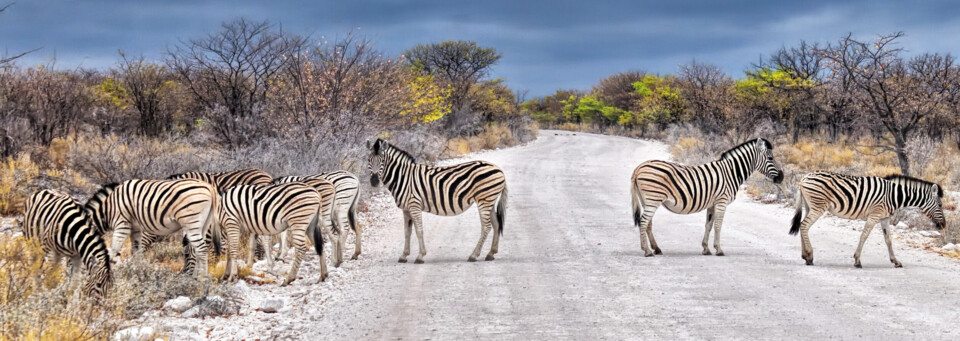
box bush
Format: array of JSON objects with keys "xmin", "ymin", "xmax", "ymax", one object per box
[
  {"xmin": 0, "ymin": 154, "xmax": 39, "ymax": 215},
  {"xmin": 67, "ymin": 134, "xmax": 204, "ymax": 184}
]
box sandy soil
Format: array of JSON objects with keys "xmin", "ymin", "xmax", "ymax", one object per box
[{"xmin": 142, "ymin": 130, "xmax": 960, "ymax": 340}]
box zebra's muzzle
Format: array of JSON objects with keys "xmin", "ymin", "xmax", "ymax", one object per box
[
  {"xmin": 773, "ymin": 173, "xmax": 784, "ymax": 184},
  {"xmin": 370, "ymin": 174, "xmax": 380, "ymax": 187}
]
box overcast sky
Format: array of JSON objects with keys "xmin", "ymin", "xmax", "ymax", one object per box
[{"xmin": 2, "ymin": 1, "xmax": 958, "ymax": 96}]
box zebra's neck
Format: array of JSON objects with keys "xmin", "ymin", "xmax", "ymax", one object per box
[
  {"xmin": 887, "ymin": 182, "xmax": 924, "ymax": 210},
  {"xmin": 381, "ymin": 156, "xmax": 420, "ymax": 204},
  {"xmin": 712, "ymin": 153, "xmax": 756, "ymax": 188}
]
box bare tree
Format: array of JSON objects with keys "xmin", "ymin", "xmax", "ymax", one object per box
[
  {"xmin": 116, "ymin": 52, "xmax": 179, "ymax": 137},
  {"xmin": 166, "ymin": 18, "xmax": 306, "ymax": 147},
  {"xmin": 593, "ymin": 71, "xmax": 646, "ymax": 111},
  {"xmin": 677, "ymin": 61, "xmax": 734, "ymax": 134},
  {"xmin": 0, "ymin": 66, "xmax": 87, "ymax": 155},
  {"xmin": 405, "ymin": 41, "xmax": 501, "ymax": 109},
  {"xmin": 826, "ymin": 32, "xmax": 958, "ymax": 175}
]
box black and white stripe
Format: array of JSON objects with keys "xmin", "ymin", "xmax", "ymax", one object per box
[
  {"xmin": 366, "ymin": 138, "xmax": 508, "ymax": 263},
  {"xmin": 631, "ymin": 138, "xmax": 784, "ymax": 256},
  {"xmin": 215, "ymin": 182, "xmax": 328, "ymax": 285},
  {"xmin": 23, "ymin": 189, "xmax": 112, "ymax": 299},
  {"xmin": 152, "ymin": 168, "xmax": 273, "ymax": 273},
  {"xmin": 273, "ymin": 171, "xmax": 361, "ymax": 265},
  {"xmin": 84, "ymin": 179, "xmax": 218, "ymax": 281},
  {"xmin": 789, "ymin": 171, "xmax": 946, "ymax": 267}
]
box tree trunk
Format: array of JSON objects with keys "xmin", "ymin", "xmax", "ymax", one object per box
[{"xmin": 894, "ymin": 133, "xmax": 911, "ymax": 176}]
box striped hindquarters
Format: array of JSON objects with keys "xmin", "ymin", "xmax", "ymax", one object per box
[
  {"xmin": 104, "ymin": 179, "xmax": 217, "ymax": 237},
  {"xmin": 24, "ymin": 189, "xmax": 112, "ymax": 298},
  {"xmin": 274, "ymin": 171, "xmax": 359, "ymax": 231}
]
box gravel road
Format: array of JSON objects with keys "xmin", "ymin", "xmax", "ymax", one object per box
[{"xmin": 166, "ymin": 130, "xmax": 960, "ymax": 340}]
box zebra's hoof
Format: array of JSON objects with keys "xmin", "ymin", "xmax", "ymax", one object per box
[
  {"xmin": 805, "ymin": 258, "xmax": 814, "ymax": 266},
  {"xmin": 894, "ymin": 262, "xmax": 903, "ymax": 268},
  {"xmin": 414, "ymin": 259, "xmax": 424, "ymax": 264},
  {"xmin": 854, "ymin": 263, "xmax": 862, "ymax": 268},
  {"xmin": 485, "ymin": 255, "xmax": 495, "ymax": 261},
  {"xmin": 468, "ymin": 256, "xmax": 478, "ymax": 262},
  {"xmin": 398, "ymin": 258, "xmax": 407, "ymax": 263},
  {"xmin": 644, "ymin": 252, "xmax": 655, "ymax": 257},
  {"xmin": 715, "ymin": 251, "xmax": 725, "ymax": 256},
  {"xmin": 702, "ymin": 250, "xmax": 712, "ymax": 256},
  {"xmin": 654, "ymin": 248, "xmax": 663, "ymax": 255},
  {"xmin": 351, "ymin": 254, "xmax": 360, "ymax": 260}
]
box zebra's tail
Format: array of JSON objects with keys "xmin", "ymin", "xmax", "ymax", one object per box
[
  {"xmin": 631, "ymin": 178, "xmax": 643, "ymax": 227},
  {"xmin": 789, "ymin": 192, "xmax": 805, "ymax": 236},
  {"xmin": 308, "ymin": 209, "xmax": 324, "ymax": 257},
  {"xmin": 347, "ymin": 193, "xmax": 359, "ymax": 233},
  {"xmin": 495, "ymin": 184, "xmax": 508, "ymax": 236},
  {"xmin": 208, "ymin": 192, "xmax": 222, "ymax": 257}
]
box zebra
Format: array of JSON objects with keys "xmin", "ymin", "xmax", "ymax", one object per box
[
  {"xmin": 789, "ymin": 171, "xmax": 946, "ymax": 268},
  {"xmin": 273, "ymin": 171, "xmax": 361, "ymax": 265},
  {"xmin": 23, "ymin": 189, "xmax": 112, "ymax": 299},
  {"xmin": 214, "ymin": 182, "xmax": 327, "ymax": 285},
  {"xmin": 267, "ymin": 177, "xmax": 339, "ymax": 266},
  {"xmin": 631, "ymin": 138, "xmax": 783, "ymax": 257},
  {"xmin": 84, "ymin": 179, "xmax": 218, "ymax": 281},
  {"xmin": 366, "ymin": 138, "xmax": 508, "ymax": 263},
  {"xmin": 146, "ymin": 168, "xmax": 273, "ymax": 273}
]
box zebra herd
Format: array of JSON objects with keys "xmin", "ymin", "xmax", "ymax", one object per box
[{"xmin": 15, "ymin": 136, "xmax": 949, "ymax": 301}]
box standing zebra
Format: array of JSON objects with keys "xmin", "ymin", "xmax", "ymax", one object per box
[
  {"xmin": 84, "ymin": 179, "xmax": 218, "ymax": 281},
  {"xmin": 157, "ymin": 168, "xmax": 273, "ymax": 273},
  {"xmin": 23, "ymin": 190, "xmax": 112, "ymax": 299},
  {"xmin": 215, "ymin": 182, "xmax": 327, "ymax": 285},
  {"xmin": 631, "ymin": 138, "xmax": 783, "ymax": 256},
  {"xmin": 366, "ymin": 138, "xmax": 508, "ymax": 263},
  {"xmin": 789, "ymin": 171, "xmax": 946, "ymax": 268},
  {"xmin": 273, "ymin": 171, "xmax": 361, "ymax": 264},
  {"xmin": 268, "ymin": 177, "xmax": 339, "ymax": 265}
]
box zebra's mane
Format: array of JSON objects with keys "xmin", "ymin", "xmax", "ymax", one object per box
[
  {"xmin": 883, "ymin": 175, "xmax": 943, "ymax": 198},
  {"xmin": 85, "ymin": 183, "xmax": 119, "ymax": 206},
  {"xmin": 376, "ymin": 139, "xmax": 417, "ymax": 163},
  {"xmin": 719, "ymin": 138, "xmax": 772, "ymax": 160}
]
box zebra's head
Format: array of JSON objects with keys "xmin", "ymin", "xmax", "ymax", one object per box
[
  {"xmin": 720, "ymin": 138, "xmax": 783, "ymax": 184},
  {"xmin": 886, "ymin": 175, "xmax": 945, "ymax": 229},
  {"xmin": 84, "ymin": 261, "xmax": 112, "ymax": 301},
  {"xmin": 367, "ymin": 139, "xmax": 386, "ymax": 187}
]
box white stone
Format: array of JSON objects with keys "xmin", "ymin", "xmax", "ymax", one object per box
[
  {"xmin": 260, "ymin": 298, "xmax": 284, "ymax": 313},
  {"xmin": 162, "ymin": 296, "xmax": 193, "ymax": 313},
  {"xmin": 181, "ymin": 307, "xmax": 199, "ymax": 318},
  {"xmin": 113, "ymin": 326, "xmax": 155, "ymax": 341}
]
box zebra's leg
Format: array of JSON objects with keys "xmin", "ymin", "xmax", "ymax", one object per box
[
  {"xmin": 472, "ymin": 202, "xmax": 495, "ymax": 262},
  {"xmin": 348, "ymin": 205, "xmax": 362, "ymax": 260},
  {"xmin": 702, "ymin": 206, "xmax": 715, "ymax": 255},
  {"xmin": 279, "ymin": 230, "xmax": 289, "ymax": 261},
  {"xmin": 68, "ymin": 256, "xmax": 82, "ymax": 278},
  {"xmin": 854, "ymin": 218, "xmax": 879, "ymax": 268},
  {"xmin": 411, "ymin": 208, "xmax": 427, "ymax": 264},
  {"xmin": 880, "ymin": 219, "xmax": 902, "ymax": 268},
  {"xmin": 711, "ymin": 204, "xmax": 729, "ymax": 256},
  {"xmin": 263, "ymin": 235, "xmax": 276, "ymax": 271},
  {"xmin": 130, "ymin": 229, "xmax": 143, "ymax": 255},
  {"xmin": 184, "ymin": 225, "xmax": 210, "ymax": 281},
  {"xmin": 637, "ymin": 207, "xmax": 657, "ymax": 257},
  {"xmin": 225, "ymin": 225, "xmax": 241, "ymax": 282},
  {"xmin": 284, "ymin": 226, "xmax": 309, "ymax": 286},
  {"xmin": 488, "ymin": 203, "xmax": 502, "ymax": 260},
  {"xmin": 799, "ymin": 210, "xmax": 824, "ymax": 265},
  {"xmin": 399, "ymin": 210, "xmax": 413, "ymax": 263},
  {"xmin": 246, "ymin": 234, "xmax": 257, "ymax": 266},
  {"xmin": 109, "ymin": 219, "xmax": 133, "ymax": 261},
  {"xmin": 647, "ymin": 216, "xmax": 662, "ymax": 255}
]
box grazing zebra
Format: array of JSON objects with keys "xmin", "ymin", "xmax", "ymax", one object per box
[
  {"xmin": 23, "ymin": 190, "xmax": 112, "ymax": 299},
  {"xmin": 273, "ymin": 171, "xmax": 361, "ymax": 264},
  {"xmin": 148, "ymin": 168, "xmax": 273, "ymax": 273},
  {"xmin": 366, "ymin": 138, "xmax": 508, "ymax": 263},
  {"xmin": 215, "ymin": 182, "xmax": 327, "ymax": 285},
  {"xmin": 84, "ymin": 179, "xmax": 218, "ymax": 281},
  {"xmin": 789, "ymin": 171, "xmax": 946, "ymax": 268},
  {"xmin": 631, "ymin": 138, "xmax": 783, "ymax": 256}
]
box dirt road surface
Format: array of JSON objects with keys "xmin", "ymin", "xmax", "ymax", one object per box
[{"xmin": 171, "ymin": 131, "xmax": 960, "ymax": 340}]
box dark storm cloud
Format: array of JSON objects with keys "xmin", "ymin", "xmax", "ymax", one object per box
[{"xmin": 2, "ymin": 1, "xmax": 958, "ymax": 96}]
